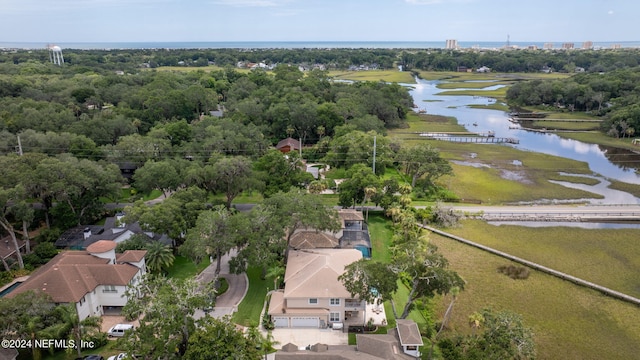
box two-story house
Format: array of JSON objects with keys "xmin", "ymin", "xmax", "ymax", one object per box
[
  {"xmin": 268, "ymin": 248, "xmax": 364, "ymax": 328},
  {"xmin": 7, "ymin": 240, "xmax": 146, "ymax": 319}
]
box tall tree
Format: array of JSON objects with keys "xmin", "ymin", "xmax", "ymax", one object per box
[
  {"xmin": 391, "ymin": 221, "xmax": 465, "ymax": 319},
  {"xmin": 0, "ymin": 185, "xmax": 27, "ymax": 269},
  {"xmin": 396, "ymin": 143, "xmax": 453, "ymax": 188},
  {"xmin": 253, "ymin": 149, "xmax": 314, "ymax": 197},
  {"xmin": 183, "ymin": 316, "xmax": 262, "ymax": 360},
  {"xmin": 122, "ymin": 277, "xmax": 207, "ymax": 359},
  {"xmin": 188, "ymin": 156, "xmax": 255, "ymax": 209},
  {"xmin": 182, "ymin": 206, "xmax": 244, "ymax": 277},
  {"xmin": 123, "ymin": 186, "xmax": 207, "ymax": 246},
  {"xmin": 133, "ymin": 159, "xmax": 182, "ymax": 198},
  {"xmin": 337, "ymin": 164, "xmax": 380, "ymax": 208},
  {"xmin": 439, "ymin": 309, "xmax": 536, "ymax": 360},
  {"xmin": 262, "ymin": 189, "xmax": 341, "ymax": 252}
]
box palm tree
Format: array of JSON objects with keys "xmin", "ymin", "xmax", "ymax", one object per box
[
  {"xmin": 43, "ymin": 304, "xmax": 102, "ymax": 358},
  {"xmin": 266, "ymin": 264, "xmax": 285, "ymax": 290},
  {"xmin": 363, "ymin": 186, "xmax": 377, "ymax": 221},
  {"xmin": 468, "ymin": 311, "xmax": 485, "ymax": 335},
  {"xmin": 145, "ymin": 241, "xmax": 175, "ymax": 275}
]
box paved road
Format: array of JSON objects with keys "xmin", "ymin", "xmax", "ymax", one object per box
[
  {"xmin": 448, "ymin": 204, "xmax": 640, "ymax": 221},
  {"xmin": 194, "ymin": 248, "xmax": 248, "ymax": 320}
]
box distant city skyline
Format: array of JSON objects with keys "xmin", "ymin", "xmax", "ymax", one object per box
[{"xmin": 0, "ymin": 0, "xmax": 637, "ymax": 43}]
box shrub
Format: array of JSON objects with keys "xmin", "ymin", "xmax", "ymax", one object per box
[{"xmin": 497, "ymin": 264, "xmax": 530, "ymax": 280}]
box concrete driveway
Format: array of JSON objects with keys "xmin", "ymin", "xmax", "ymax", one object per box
[
  {"xmin": 194, "ymin": 248, "xmax": 248, "ymax": 320},
  {"xmin": 270, "ymin": 328, "xmax": 348, "ymax": 347}
]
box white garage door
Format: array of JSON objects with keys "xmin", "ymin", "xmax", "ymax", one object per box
[
  {"xmin": 272, "ymin": 317, "xmax": 289, "ymax": 328},
  {"xmin": 291, "ymin": 317, "xmax": 319, "ymax": 327}
]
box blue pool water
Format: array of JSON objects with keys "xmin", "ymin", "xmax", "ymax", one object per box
[{"xmin": 355, "ymin": 245, "xmax": 371, "ymax": 259}]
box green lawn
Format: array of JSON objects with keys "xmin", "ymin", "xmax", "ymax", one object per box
[
  {"xmin": 232, "ymin": 267, "xmax": 273, "ymax": 327},
  {"xmin": 166, "ymin": 256, "xmax": 211, "ymax": 280}
]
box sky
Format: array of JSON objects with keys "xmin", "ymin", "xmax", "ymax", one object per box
[{"xmin": 0, "ymin": 0, "xmax": 637, "ymax": 43}]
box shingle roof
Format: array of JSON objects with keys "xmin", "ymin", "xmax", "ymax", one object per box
[
  {"xmin": 7, "ymin": 251, "xmax": 140, "ymax": 303},
  {"xmin": 117, "ymin": 250, "xmax": 147, "ymax": 263},
  {"xmin": 86, "ymin": 240, "xmax": 117, "ymax": 253},
  {"xmin": 283, "ymin": 249, "xmax": 362, "ymax": 299},
  {"xmin": 276, "ymin": 137, "xmax": 301, "ymax": 150},
  {"xmin": 338, "ymin": 209, "xmax": 364, "ymax": 222},
  {"xmin": 289, "ymin": 231, "xmax": 340, "ymax": 249},
  {"xmin": 396, "ymin": 319, "xmax": 423, "ymax": 346}
]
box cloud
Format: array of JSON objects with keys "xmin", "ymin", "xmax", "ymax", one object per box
[{"xmin": 608, "ymin": 10, "xmax": 614, "ymax": 15}]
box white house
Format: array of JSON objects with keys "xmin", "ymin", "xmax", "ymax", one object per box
[{"xmin": 7, "ymin": 240, "xmax": 146, "ymax": 319}]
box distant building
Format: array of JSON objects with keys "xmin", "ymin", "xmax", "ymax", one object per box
[
  {"xmin": 562, "ymin": 43, "xmax": 575, "ymax": 50},
  {"xmin": 543, "ymin": 43, "xmax": 554, "ymax": 50},
  {"xmin": 476, "ymin": 66, "xmax": 491, "ymax": 73},
  {"xmin": 611, "ymin": 44, "xmax": 622, "ymax": 49},
  {"xmin": 276, "ymin": 137, "xmax": 301, "ymax": 154},
  {"xmin": 582, "ymin": 41, "xmax": 593, "ymax": 49},
  {"xmin": 445, "ymin": 39, "xmax": 458, "ymax": 49}
]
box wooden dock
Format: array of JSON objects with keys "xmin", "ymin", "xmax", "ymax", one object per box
[{"xmin": 419, "ymin": 133, "xmax": 519, "ymax": 144}]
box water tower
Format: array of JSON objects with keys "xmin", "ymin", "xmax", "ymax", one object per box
[{"xmin": 47, "ymin": 44, "xmax": 64, "ymax": 66}]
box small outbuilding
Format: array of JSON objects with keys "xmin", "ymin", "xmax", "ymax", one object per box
[{"xmin": 276, "ymin": 137, "xmax": 301, "ymax": 154}]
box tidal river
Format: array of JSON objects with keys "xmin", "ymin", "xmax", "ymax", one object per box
[{"xmin": 406, "ymin": 78, "xmax": 640, "ymax": 205}]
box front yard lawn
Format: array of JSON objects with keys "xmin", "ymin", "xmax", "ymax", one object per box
[
  {"xmin": 232, "ymin": 267, "xmax": 273, "ymax": 327},
  {"xmin": 166, "ymin": 256, "xmax": 210, "ymax": 280}
]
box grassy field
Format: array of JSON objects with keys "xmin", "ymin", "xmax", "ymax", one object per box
[
  {"xmin": 329, "ymin": 70, "xmax": 415, "ymax": 83},
  {"xmin": 429, "ymin": 221, "xmax": 640, "ymax": 360}
]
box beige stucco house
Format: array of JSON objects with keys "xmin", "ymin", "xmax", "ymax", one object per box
[{"xmin": 268, "ymin": 248, "xmax": 364, "ymax": 328}]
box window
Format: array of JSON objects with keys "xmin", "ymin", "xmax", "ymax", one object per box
[
  {"xmin": 309, "ymin": 298, "xmax": 318, "ymax": 304},
  {"xmin": 330, "ymin": 298, "xmax": 340, "ymax": 306},
  {"xmin": 103, "ymin": 285, "xmax": 118, "ymax": 293},
  {"xmin": 330, "ymin": 312, "xmax": 340, "ymax": 322}
]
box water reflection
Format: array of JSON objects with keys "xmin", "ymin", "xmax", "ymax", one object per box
[{"xmin": 406, "ymin": 78, "xmax": 640, "ymax": 186}]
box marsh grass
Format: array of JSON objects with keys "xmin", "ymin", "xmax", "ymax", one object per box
[
  {"xmin": 436, "ymin": 88, "xmax": 508, "ymax": 99},
  {"xmin": 527, "ymin": 121, "xmax": 600, "ymax": 131},
  {"xmin": 436, "ymin": 81, "xmax": 513, "ymax": 89},
  {"xmin": 415, "ymin": 71, "xmax": 570, "ymax": 82},
  {"xmin": 329, "ymin": 70, "xmax": 415, "ymax": 83},
  {"xmin": 429, "ymin": 223, "xmax": 640, "ymax": 359},
  {"xmin": 608, "ymin": 180, "xmax": 640, "ymax": 198},
  {"xmin": 468, "ymin": 102, "xmax": 510, "ymax": 111}
]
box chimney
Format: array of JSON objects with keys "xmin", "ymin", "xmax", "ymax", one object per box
[{"xmin": 83, "ymin": 227, "xmax": 92, "ymax": 239}]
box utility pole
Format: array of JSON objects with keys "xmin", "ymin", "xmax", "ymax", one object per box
[
  {"xmin": 372, "ymin": 136, "xmax": 377, "ymax": 174},
  {"xmin": 16, "ymin": 135, "xmax": 23, "ymax": 156}
]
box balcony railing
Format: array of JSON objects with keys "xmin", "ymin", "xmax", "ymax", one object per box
[{"xmin": 345, "ymin": 299, "xmax": 364, "ymax": 308}]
